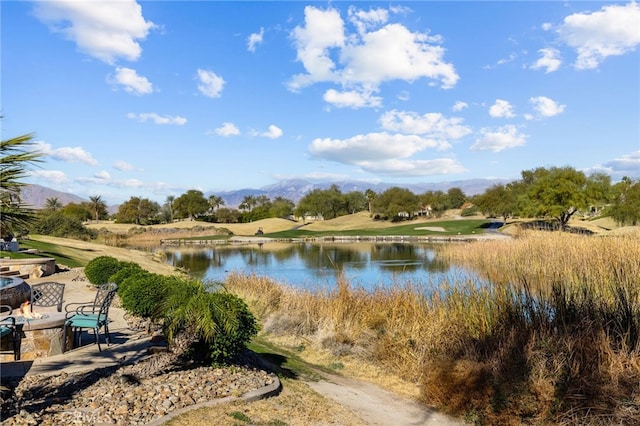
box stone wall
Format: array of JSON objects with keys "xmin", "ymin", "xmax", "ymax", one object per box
[{"xmin": 0, "ymin": 258, "xmax": 56, "ymax": 278}]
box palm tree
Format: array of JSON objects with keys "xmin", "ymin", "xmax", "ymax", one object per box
[
  {"xmin": 165, "ymin": 195, "xmax": 175, "ymax": 222},
  {"xmin": 239, "ymin": 195, "xmax": 257, "ymax": 212},
  {"xmin": 208, "ymin": 194, "xmax": 225, "ymax": 214},
  {"xmin": 89, "ymin": 195, "xmax": 107, "ymax": 223},
  {"xmin": 45, "ymin": 197, "xmax": 62, "ymax": 211},
  {"xmin": 1, "ymin": 132, "xmax": 43, "ymax": 238}
]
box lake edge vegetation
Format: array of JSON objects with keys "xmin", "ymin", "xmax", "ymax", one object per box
[{"xmin": 223, "ymin": 231, "xmax": 640, "ymax": 425}]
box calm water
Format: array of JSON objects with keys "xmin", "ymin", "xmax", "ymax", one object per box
[{"xmin": 161, "ymin": 242, "xmax": 478, "ymax": 291}]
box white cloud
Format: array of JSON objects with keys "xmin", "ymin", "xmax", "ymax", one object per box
[
  {"xmin": 309, "ymin": 131, "xmax": 466, "ymax": 177},
  {"xmin": 29, "ymin": 170, "xmax": 69, "ymax": 185},
  {"xmin": 558, "ymin": 2, "xmax": 640, "ymax": 70},
  {"xmin": 111, "ymin": 67, "xmax": 153, "ymax": 95},
  {"xmin": 261, "ymin": 125, "xmax": 283, "ymax": 139},
  {"xmin": 127, "ymin": 112, "xmax": 187, "ymax": 125},
  {"xmin": 273, "ymin": 172, "xmax": 351, "ymax": 181},
  {"xmin": 356, "ymin": 158, "xmax": 467, "ymax": 176},
  {"xmin": 379, "ymin": 110, "xmax": 471, "ymax": 141},
  {"xmin": 530, "ymin": 48, "xmax": 562, "ymax": 73},
  {"xmin": 289, "ymin": 6, "xmax": 345, "ymax": 90},
  {"xmin": 94, "ymin": 170, "xmax": 111, "ymax": 180},
  {"xmin": 120, "ymin": 179, "xmax": 145, "ymax": 188},
  {"xmin": 32, "ymin": 141, "xmax": 98, "ymax": 165},
  {"xmin": 489, "ymin": 99, "xmax": 515, "ymax": 118},
  {"xmin": 310, "ymin": 132, "xmax": 444, "ymax": 164},
  {"xmin": 247, "ymin": 27, "xmax": 264, "ymax": 52},
  {"xmin": 472, "ymin": 125, "xmax": 527, "ymax": 152},
  {"xmin": 452, "ymin": 101, "xmax": 468, "ymax": 112},
  {"xmin": 591, "ymin": 151, "xmax": 640, "ymax": 179},
  {"xmin": 215, "ymin": 122, "xmax": 240, "ymax": 136},
  {"xmin": 114, "ymin": 161, "xmax": 134, "ymax": 171},
  {"xmin": 196, "ymin": 69, "xmax": 225, "ymax": 98},
  {"xmin": 323, "ymin": 89, "xmax": 382, "ymax": 108},
  {"xmin": 288, "ymin": 6, "xmax": 458, "ymax": 108},
  {"xmin": 348, "ymin": 6, "xmax": 389, "ymax": 35},
  {"xmin": 529, "ymin": 96, "xmax": 566, "ymax": 117},
  {"xmin": 32, "ymin": 0, "xmax": 155, "ymax": 64}
]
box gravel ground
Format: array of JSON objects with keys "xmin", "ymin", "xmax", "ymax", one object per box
[{"xmin": 0, "ymin": 351, "xmax": 277, "ymax": 425}]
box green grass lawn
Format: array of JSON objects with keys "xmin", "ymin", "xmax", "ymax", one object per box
[
  {"xmin": 1, "ymin": 239, "xmax": 85, "ymax": 268},
  {"xmin": 265, "ymin": 219, "xmax": 492, "ymax": 239}
]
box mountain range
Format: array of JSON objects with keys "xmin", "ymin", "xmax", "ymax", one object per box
[{"xmin": 20, "ymin": 178, "xmax": 507, "ymax": 211}]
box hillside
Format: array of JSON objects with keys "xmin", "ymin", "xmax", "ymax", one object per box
[{"xmin": 19, "ymin": 184, "xmax": 86, "ymax": 209}]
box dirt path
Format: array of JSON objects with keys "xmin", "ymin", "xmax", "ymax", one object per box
[{"xmin": 306, "ymin": 371, "xmax": 465, "ymax": 425}]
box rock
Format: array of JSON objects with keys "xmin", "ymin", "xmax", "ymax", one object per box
[{"xmin": 0, "ymin": 354, "xmax": 277, "ymax": 425}]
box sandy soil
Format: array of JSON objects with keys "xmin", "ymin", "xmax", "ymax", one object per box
[{"xmin": 415, "ymin": 226, "xmax": 446, "ymax": 232}]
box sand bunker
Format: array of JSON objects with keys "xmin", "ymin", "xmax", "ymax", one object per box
[{"xmin": 415, "ymin": 226, "xmax": 446, "ymax": 232}]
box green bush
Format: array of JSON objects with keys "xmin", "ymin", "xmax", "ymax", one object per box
[
  {"xmin": 461, "ymin": 206, "xmax": 479, "ymax": 217},
  {"xmin": 84, "ymin": 256, "xmax": 122, "ymax": 285},
  {"xmin": 31, "ymin": 212, "xmax": 97, "ymax": 240},
  {"xmin": 95, "ymin": 258, "xmax": 258, "ymax": 364},
  {"xmin": 206, "ymin": 292, "xmax": 258, "ymax": 364},
  {"xmin": 119, "ymin": 273, "xmax": 175, "ymax": 320},
  {"xmin": 109, "ymin": 262, "xmax": 147, "ymax": 290}
]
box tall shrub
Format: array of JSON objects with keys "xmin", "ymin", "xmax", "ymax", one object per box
[{"xmin": 84, "ymin": 255, "xmax": 122, "ymax": 285}]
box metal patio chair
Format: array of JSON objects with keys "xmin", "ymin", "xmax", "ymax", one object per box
[
  {"xmin": 0, "ymin": 305, "xmax": 23, "ymax": 360},
  {"xmin": 63, "ymin": 283, "xmax": 118, "ymax": 352},
  {"xmin": 31, "ymin": 281, "xmax": 66, "ymax": 312}
]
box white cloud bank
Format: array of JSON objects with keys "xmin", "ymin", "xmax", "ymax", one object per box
[
  {"xmin": 590, "ymin": 151, "xmax": 640, "ymax": 179},
  {"xmin": 33, "ymin": 141, "xmax": 98, "ymax": 165},
  {"xmin": 558, "ymin": 2, "xmax": 640, "ymax": 70},
  {"xmin": 288, "ymin": 5, "xmax": 458, "ymax": 109},
  {"xmin": 472, "ymin": 125, "xmax": 528, "ymax": 152},
  {"xmin": 309, "ymin": 108, "xmax": 471, "ymax": 177},
  {"xmin": 32, "ymin": 0, "xmax": 155, "ymax": 65}
]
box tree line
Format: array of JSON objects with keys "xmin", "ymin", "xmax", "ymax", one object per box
[
  {"xmin": 30, "ymin": 165, "xmax": 637, "ymax": 232},
  {"xmin": 2, "ymin": 129, "xmax": 638, "ymax": 241}
]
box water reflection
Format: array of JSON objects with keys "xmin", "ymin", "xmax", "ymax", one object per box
[{"xmin": 162, "ymin": 242, "xmax": 473, "ymax": 290}]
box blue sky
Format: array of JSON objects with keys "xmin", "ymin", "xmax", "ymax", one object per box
[{"xmin": 2, "ymin": 1, "xmax": 639, "ymax": 205}]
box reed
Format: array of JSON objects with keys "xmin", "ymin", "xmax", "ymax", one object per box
[{"xmin": 225, "ymin": 232, "xmax": 640, "ymax": 425}]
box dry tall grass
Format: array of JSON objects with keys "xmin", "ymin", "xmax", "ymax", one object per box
[{"xmin": 224, "ymin": 232, "xmax": 640, "ymax": 425}]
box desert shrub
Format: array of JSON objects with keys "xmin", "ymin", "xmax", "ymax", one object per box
[
  {"xmin": 84, "ymin": 256, "xmax": 122, "ymax": 285},
  {"xmin": 461, "ymin": 206, "xmax": 479, "ymax": 217},
  {"xmin": 31, "ymin": 212, "xmax": 97, "ymax": 240},
  {"xmin": 119, "ymin": 273, "xmax": 176, "ymax": 320},
  {"xmin": 163, "ymin": 284, "xmax": 258, "ymax": 364}
]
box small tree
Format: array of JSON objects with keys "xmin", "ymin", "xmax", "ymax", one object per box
[
  {"xmin": 525, "ymin": 166, "xmax": 589, "ymax": 229},
  {"xmin": 174, "ymin": 190, "xmax": 209, "ymax": 220},
  {"xmin": 116, "ymin": 196, "xmax": 159, "ymax": 224},
  {"xmin": 609, "ymin": 177, "xmax": 640, "ymax": 226},
  {"xmin": 474, "ymin": 184, "xmax": 517, "ymax": 221},
  {"xmin": 373, "ymin": 187, "xmax": 419, "ymax": 221},
  {"xmin": 88, "ymin": 195, "xmax": 108, "ymax": 222}
]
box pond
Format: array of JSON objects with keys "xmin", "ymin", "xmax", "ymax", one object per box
[{"xmin": 161, "ymin": 242, "xmax": 479, "ymax": 291}]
